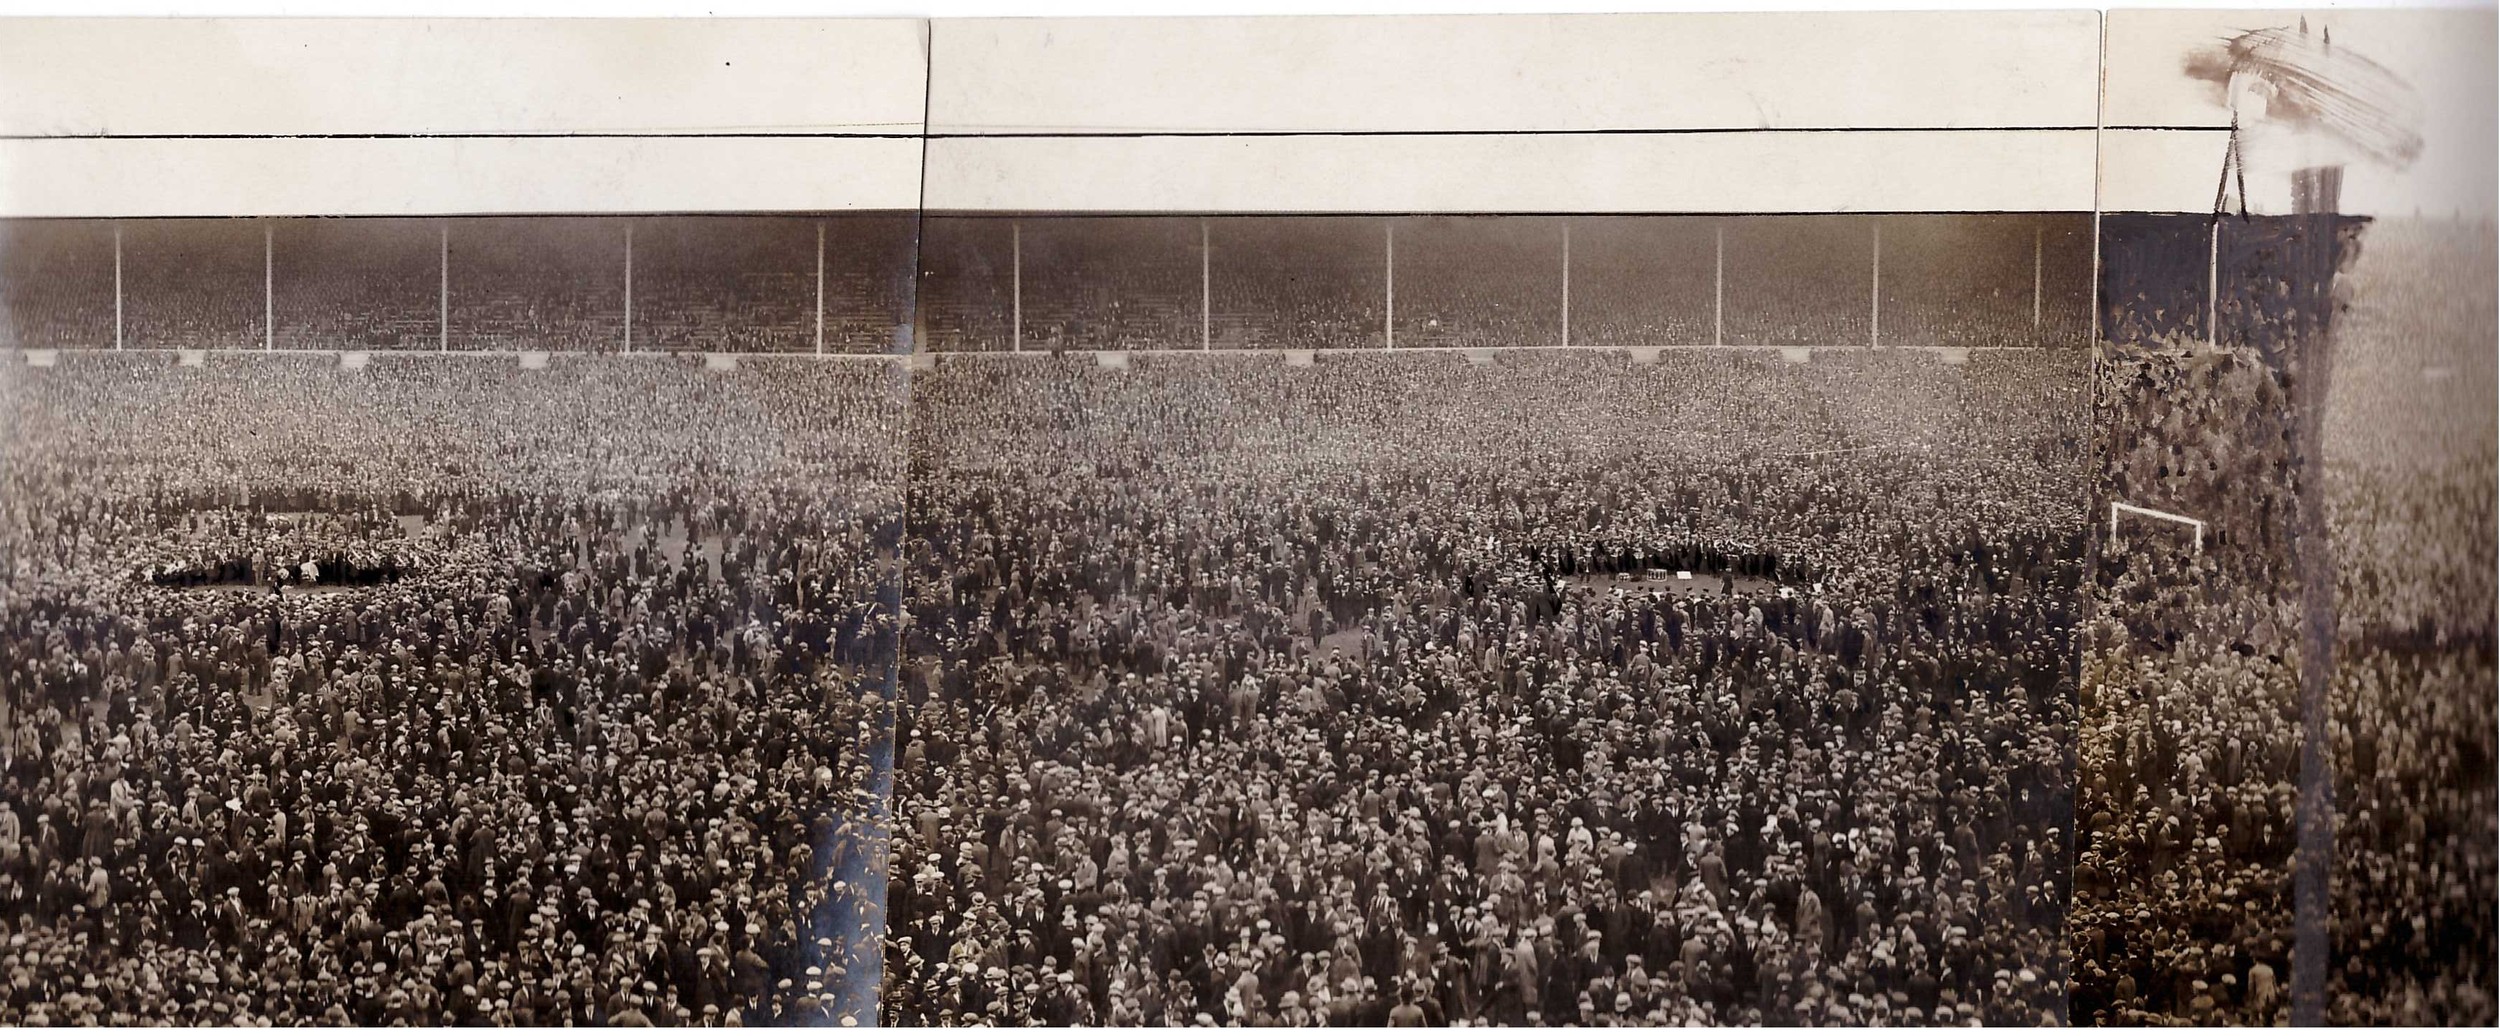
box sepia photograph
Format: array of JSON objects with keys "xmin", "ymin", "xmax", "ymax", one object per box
[
  {"xmin": 0, "ymin": 5, "xmax": 2492, "ymax": 1030},
  {"xmin": 2079, "ymin": 8, "xmax": 2496, "ymax": 1027},
  {"xmin": 892, "ymin": 214, "xmax": 2092, "ymax": 1026},
  {"xmin": 0, "ymin": 215, "xmax": 915, "ymax": 1026}
]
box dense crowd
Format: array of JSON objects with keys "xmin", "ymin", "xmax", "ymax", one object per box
[
  {"xmin": 1876, "ymin": 218, "xmax": 2094, "ymax": 352},
  {"xmin": 1716, "ymin": 219, "xmax": 1877, "ymax": 350},
  {"xmin": 121, "ymin": 221, "xmax": 267, "ymax": 352},
  {"xmin": 272, "ymin": 220, "xmax": 442, "ymax": 352},
  {"xmin": 2071, "ymin": 339, "xmax": 2304, "ymax": 1026},
  {"xmin": 0, "ymin": 352, "xmax": 904, "ymax": 1025},
  {"xmin": 1390, "ymin": 219, "xmax": 1564, "ymax": 350},
  {"xmin": 889, "ymin": 348, "xmax": 2086, "ymax": 1025},
  {"xmin": 2074, "ymin": 214, "xmax": 2497, "ymax": 1026},
  {"xmin": 1018, "ymin": 220, "xmax": 1202, "ymax": 352},
  {"xmin": 630, "ymin": 217, "xmax": 916, "ymax": 356},
  {"xmin": 1567, "ymin": 220, "xmax": 1716, "ymax": 352},
  {"xmin": 0, "ymin": 216, "xmax": 915, "ymax": 356},
  {"xmin": 2317, "ymin": 217, "xmax": 2497, "ymax": 1026},
  {"xmin": 2321, "ymin": 218, "xmax": 2498, "ymax": 639},
  {"xmin": 914, "ymin": 214, "xmax": 2090, "ymax": 353},
  {"xmin": 1208, "ymin": 219, "xmax": 1387, "ymax": 351},
  {"xmin": 3, "ymin": 206, "xmax": 2483, "ymax": 1027},
  {"xmin": 0, "ymin": 221, "xmax": 117, "ymax": 352}
]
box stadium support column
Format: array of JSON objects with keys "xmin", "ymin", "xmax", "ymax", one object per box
[
  {"xmin": 1713, "ymin": 221, "xmax": 1724, "ymax": 348},
  {"xmin": 2033, "ymin": 224, "xmax": 2045, "ymax": 329},
  {"xmin": 2205, "ymin": 219, "xmax": 2219, "ymax": 349},
  {"xmin": 1559, "ymin": 220, "xmax": 1571, "ymax": 349},
  {"xmin": 1384, "ymin": 220, "xmax": 1395, "ymax": 349},
  {"xmin": 814, "ymin": 220, "xmax": 827, "ymax": 356},
  {"xmin": 439, "ymin": 221, "xmax": 450, "ymax": 352},
  {"xmin": 623, "ymin": 222, "xmax": 635, "ymax": 354},
  {"xmin": 2090, "ymin": 202, "xmax": 2104, "ymax": 354},
  {"xmin": 1200, "ymin": 217, "xmax": 1211, "ymax": 350},
  {"xmin": 112, "ymin": 222, "xmax": 123, "ymax": 350},
  {"xmin": 1011, "ymin": 221, "xmax": 1022, "ymax": 353},
  {"xmin": 2287, "ymin": 167, "xmax": 2347, "ymax": 1029},
  {"xmin": 263, "ymin": 221, "xmax": 274, "ymax": 351},
  {"xmin": 1869, "ymin": 221, "xmax": 1883, "ymax": 349}
]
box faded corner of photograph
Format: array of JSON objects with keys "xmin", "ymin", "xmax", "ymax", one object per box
[
  {"xmin": 890, "ymin": 212, "xmax": 2091, "ymax": 1027},
  {"xmin": 0, "ymin": 213, "xmax": 913, "ymax": 1026},
  {"xmin": 2080, "ymin": 6, "xmax": 2497, "ymax": 1025},
  {"xmin": 2077, "ymin": 205, "xmax": 2499, "ymax": 1030},
  {"xmin": 2321, "ymin": 210, "xmax": 2497, "ymax": 1026}
]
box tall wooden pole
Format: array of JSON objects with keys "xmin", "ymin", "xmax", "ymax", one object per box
[
  {"xmin": 1560, "ymin": 221, "xmax": 1572, "ymax": 348},
  {"xmin": 439, "ymin": 221, "xmax": 450, "ymax": 352},
  {"xmin": 2033, "ymin": 224, "xmax": 2045, "ymax": 329},
  {"xmin": 112, "ymin": 223, "xmax": 123, "ymax": 350},
  {"xmin": 1384, "ymin": 221, "xmax": 1396, "ymax": 349},
  {"xmin": 263, "ymin": 221, "xmax": 274, "ymax": 351},
  {"xmin": 1011, "ymin": 221, "xmax": 1022, "ymax": 353},
  {"xmin": 2206, "ymin": 219, "xmax": 2220, "ymax": 349},
  {"xmin": 1713, "ymin": 221, "xmax": 1724, "ymax": 348},
  {"xmin": 1201, "ymin": 218, "xmax": 1212, "ymax": 350},
  {"xmin": 1869, "ymin": 221, "xmax": 1882, "ymax": 349},
  {"xmin": 623, "ymin": 222, "xmax": 635, "ymax": 353},
  {"xmin": 2288, "ymin": 167, "xmax": 2346, "ymax": 1029},
  {"xmin": 815, "ymin": 220, "xmax": 827, "ymax": 356}
]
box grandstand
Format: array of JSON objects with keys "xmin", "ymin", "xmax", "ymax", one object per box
[
  {"xmin": 274, "ymin": 218, "xmax": 439, "ymax": 351},
  {"xmin": 0, "ymin": 215, "xmax": 918, "ymax": 355},
  {"xmin": 1568, "ymin": 217, "xmax": 1717, "ymax": 350},
  {"xmin": 0, "ymin": 212, "xmax": 2093, "ymax": 357},
  {"xmin": 625, "ymin": 215, "xmax": 813, "ymax": 353},
  {"xmin": 123, "ymin": 218, "xmax": 265, "ymax": 351},
  {"xmin": 1018, "ymin": 217, "xmax": 1200, "ymax": 351},
  {"xmin": 1719, "ymin": 215, "xmax": 1874, "ymax": 349},
  {"xmin": 915, "ymin": 212, "xmax": 2093, "ymax": 354},
  {"xmin": 632, "ymin": 214, "xmax": 917, "ymax": 355},
  {"xmin": 2100, "ymin": 212, "xmax": 2373, "ymax": 356},
  {"xmin": 447, "ymin": 216, "xmax": 629, "ymax": 353},
  {"xmin": 1880, "ymin": 213, "xmax": 2092, "ymax": 349},
  {"xmin": 0, "ymin": 220, "xmax": 115, "ymax": 351},
  {"xmin": 913, "ymin": 217, "xmax": 1013, "ymax": 353},
  {"xmin": 810, "ymin": 215, "xmax": 918, "ymax": 354},
  {"xmin": 1209, "ymin": 216, "xmax": 1384, "ymax": 349},
  {"xmin": 1393, "ymin": 216, "xmax": 1564, "ymax": 349},
  {"xmin": 2098, "ymin": 214, "xmax": 2217, "ymax": 348}
]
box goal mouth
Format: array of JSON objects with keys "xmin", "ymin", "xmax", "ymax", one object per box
[{"xmin": 2108, "ymin": 501, "xmax": 2207, "ymax": 555}]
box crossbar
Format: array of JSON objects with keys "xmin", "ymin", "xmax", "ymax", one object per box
[{"xmin": 2110, "ymin": 501, "xmax": 2206, "ymax": 554}]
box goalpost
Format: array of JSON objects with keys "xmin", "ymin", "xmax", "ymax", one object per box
[{"xmin": 2109, "ymin": 501, "xmax": 2206, "ymax": 554}]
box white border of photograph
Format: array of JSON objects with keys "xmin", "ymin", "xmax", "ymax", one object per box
[
  {"xmin": 927, "ymin": 11, "xmax": 2100, "ymax": 134},
  {"xmin": 923, "ymin": 130, "xmax": 2098, "ymax": 213},
  {"xmin": 0, "ymin": 137, "xmax": 927, "ymax": 216},
  {"xmin": 0, "ymin": 18, "xmax": 929, "ymax": 137}
]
